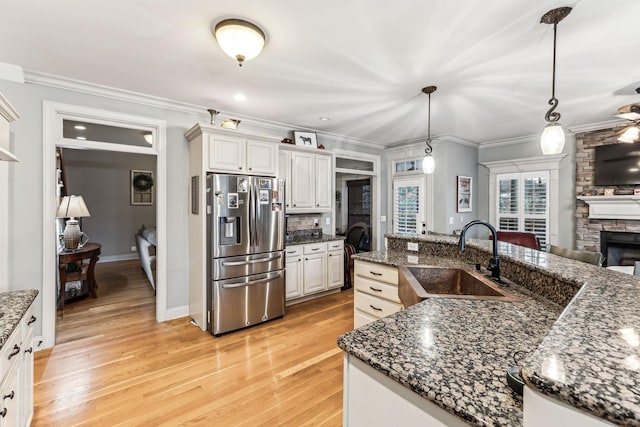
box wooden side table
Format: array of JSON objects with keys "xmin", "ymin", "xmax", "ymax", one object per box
[{"xmin": 58, "ymin": 243, "xmax": 101, "ymax": 311}]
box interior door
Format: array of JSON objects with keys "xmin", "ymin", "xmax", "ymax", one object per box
[{"xmin": 393, "ymin": 176, "xmax": 426, "ymax": 235}]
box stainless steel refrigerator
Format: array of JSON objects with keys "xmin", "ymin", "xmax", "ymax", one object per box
[{"xmin": 207, "ymin": 173, "xmax": 286, "ymax": 335}]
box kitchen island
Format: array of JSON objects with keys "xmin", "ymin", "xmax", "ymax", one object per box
[{"xmin": 338, "ymin": 235, "xmax": 640, "ymax": 426}]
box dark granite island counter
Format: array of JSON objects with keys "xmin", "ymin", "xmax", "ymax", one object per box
[{"xmin": 338, "ymin": 234, "xmax": 640, "ymax": 426}]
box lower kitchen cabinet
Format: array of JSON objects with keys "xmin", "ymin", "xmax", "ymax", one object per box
[
  {"xmin": 0, "ymin": 301, "xmax": 35, "ymax": 427},
  {"xmin": 286, "ymin": 240, "xmax": 344, "ymax": 304},
  {"xmin": 353, "ymin": 260, "xmax": 401, "ymax": 328}
]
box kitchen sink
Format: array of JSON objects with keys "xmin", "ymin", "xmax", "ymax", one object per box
[{"xmin": 398, "ymin": 266, "xmax": 520, "ymax": 307}]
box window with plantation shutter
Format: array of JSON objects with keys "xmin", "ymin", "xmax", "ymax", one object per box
[
  {"xmin": 393, "ymin": 176, "xmax": 425, "ymax": 235},
  {"xmin": 496, "ymin": 172, "xmax": 549, "ymax": 249}
]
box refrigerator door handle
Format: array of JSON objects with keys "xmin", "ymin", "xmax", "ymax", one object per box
[
  {"xmin": 248, "ymin": 183, "xmax": 254, "ymax": 247},
  {"xmin": 221, "ymin": 254, "xmax": 282, "ymax": 266},
  {"xmin": 221, "ymin": 273, "xmax": 282, "ymax": 289},
  {"xmin": 254, "ymin": 180, "xmax": 260, "ymax": 248}
]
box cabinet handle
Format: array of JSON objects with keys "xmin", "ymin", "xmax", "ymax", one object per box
[
  {"xmin": 28, "ymin": 315, "xmax": 36, "ymax": 325},
  {"xmin": 370, "ymin": 271, "xmax": 383, "ymax": 276},
  {"xmin": 329, "ymin": 254, "xmax": 332, "ymax": 257},
  {"xmin": 298, "ymin": 259, "xmax": 301, "ymax": 262},
  {"xmin": 239, "ymin": 166, "xmax": 242, "ymax": 170},
  {"xmin": 249, "ymin": 167, "xmax": 252, "ymax": 171},
  {"xmin": 0, "ymin": 408, "xmax": 6, "ymax": 417},
  {"xmin": 293, "ymin": 204, "xmax": 297, "ymax": 207},
  {"xmin": 25, "ymin": 347, "xmax": 33, "ymax": 354},
  {"xmin": 287, "ymin": 251, "xmax": 296, "ymax": 254},
  {"xmin": 369, "ymin": 304, "xmax": 383, "ymax": 312},
  {"xmin": 369, "ymin": 286, "xmax": 382, "ymax": 292},
  {"xmin": 8, "ymin": 344, "xmax": 19, "ymax": 360},
  {"xmin": 316, "ymin": 204, "xmax": 319, "ymax": 207},
  {"xmin": 3, "ymin": 391, "xmax": 13, "ymax": 401},
  {"xmin": 311, "ymin": 248, "xmax": 320, "ymax": 251},
  {"xmin": 305, "ymin": 258, "xmax": 308, "ymax": 261}
]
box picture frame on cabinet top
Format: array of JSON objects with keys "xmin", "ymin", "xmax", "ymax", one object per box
[{"xmin": 293, "ymin": 131, "xmax": 318, "ymax": 148}]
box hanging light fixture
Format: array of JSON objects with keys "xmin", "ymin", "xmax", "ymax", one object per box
[
  {"xmin": 422, "ymin": 86, "xmax": 437, "ymax": 174},
  {"xmin": 618, "ymin": 124, "xmax": 640, "ymax": 143},
  {"xmin": 615, "ymin": 90, "xmax": 640, "ymax": 143},
  {"xmin": 539, "ymin": 7, "xmax": 572, "ymax": 155},
  {"xmin": 214, "ymin": 19, "xmax": 266, "ymax": 67}
]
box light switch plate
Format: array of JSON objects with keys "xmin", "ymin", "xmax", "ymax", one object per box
[
  {"xmin": 449, "ymin": 217, "xmax": 454, "ymax": 225},
  {"xmin": 407, "ymin": 255, "xmax": 419, "ymax": 264},
  {"xmin": 380, "ymin": 215, "xmax": 387, "ymax": 223},
  {"xmin": 407, "ymin": 242, "xmax": 419, "ymax": 251},
  {"xmin": 325, "ymin": 217, "xmax": 330, "ymax": 225}
]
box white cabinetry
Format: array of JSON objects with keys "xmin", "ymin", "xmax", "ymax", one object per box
[
  {"xmin": 278, "ymin": 150, "xmax": 292, "ymax": 209},
  {"xmin": 0, "ymin": 302, "xmax": 35, "ymax": 427},
  {"xmin": 187, "ymin": 124, "xmax": 278, "ymax": 177},
  {"xmin": 327, "ymin": 240, "xmax": 344, "ymax": 289},
  {"xmin": 353, "ymin": 260, "xmax": 401, "ymax": 328},
  {"xmin": 302, "ymin": 242, "xmax": 327, "ymax": 294},
  {"xmin": 279, "ymin": 147, "xmax": 333, "ymax": 213},
  {"xmin": 285, "ymin": 246, "xmax": 303, "ymax": 299},
  {"xmin": 285, "ymin": 240, "xmax": 344, "ymax": 304}
]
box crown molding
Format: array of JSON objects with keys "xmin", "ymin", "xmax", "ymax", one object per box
[
  {"xmin": 0, "ymin": 93, "xmax": 20, "ymax": 122},
  {"xmin": 568, "ymin": 119, "xmax": 627, "ymax": 134},
  {"xmin": 0, "ymin": 62, "xmax": 25, "ymax": 84},
  {"xmin": 479, "ymin": 134, "xmax": 539, "ymax": 149},
  {"xmin": 23, "ymin": 69, "xmax": 382, "ymax": 149},
  {"xmin": 385, "ymin": 133, "xmax": 477, "ymax": 152}
]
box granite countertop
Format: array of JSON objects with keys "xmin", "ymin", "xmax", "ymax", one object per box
[
  {"xmin": 285, "ymin": 234, "xmax": 345, "ymax": 246},
  {"xmin": 0, "ymin": 289, "xmax": 38, "ymax": 348},
  {"xmin": 338, "ymin": 251, "xmax": 562, "ymax": 426},
  {"xmin": 339, "ymin": 235, "xmax": 640, "ymax": 426}
]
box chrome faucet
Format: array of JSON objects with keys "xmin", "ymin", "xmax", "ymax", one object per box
[{"xmin": 458, "ymin": 220, "xmax": 500, "ymax": 279}]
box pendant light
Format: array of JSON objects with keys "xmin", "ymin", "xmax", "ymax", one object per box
[
  {"xmin": 214, "ymin": 19, "xmax": 266, "ymax": 67},
  {"xmin": 422, "ymin": 86, "xmax": 437, "ymax": 174},
  {"xmin": 615, "ymin": 89, "xmax": 640, "ymax": 143},
  {"xmin": 539, "ymin": 7, "xmax": 572, "ymax": 155}
]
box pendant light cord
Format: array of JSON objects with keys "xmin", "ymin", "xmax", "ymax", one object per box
[
  {"xmin": 545, "ymin": 22, "xmax": 561, "ymax": 123},
  {"xmin": 425, "ymin": 92, "xmax": 433, "ymax": 155}
]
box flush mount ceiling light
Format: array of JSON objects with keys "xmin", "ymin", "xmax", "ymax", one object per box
[
  {"xmin": 421, "ymin": 85, "xmax": 437, "ymax": 174},
  {"xmin": 615, "ymin": 88, "xmax": 640, "ymax": 143},
  {"xmin": 539, "ymin": 7, "xmax": 572, "ymax": 155},
  {"xmin": 214, "ymin": 19, "xmax": 266, "ymax": 67}
]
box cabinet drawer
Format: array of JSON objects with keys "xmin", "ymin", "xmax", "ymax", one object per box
[
  {"xmin": 0, "ymin": 327, "xmax": 21, "ymax": 381},
  {"xmin": 354, "ymin": 309, "xmax": 379, "ymax": 328},
  {"xmin": 355, "ymin": 276, "xmax": 400, "ymax": 303},
  {"xmin": 355, "ymin": 261, "xmax": 398, "ymax": 285},
  {"xmin": 304, "ymin": 242, "xmax": 327, "ymax": 254},
  {"xmin": 285, "ymin": 246, "xmax": 303, "ymax": 257},
  {"xmin": 327, "ymin": 240, "xmax": 344, "ymax": 251},
  {"xmin": 22, "ymin": 303, "xmax": 35, "ymax": 338},
  {"xmin": 355, "ymin": 291, "xmax": 402, "ymax": 319}
]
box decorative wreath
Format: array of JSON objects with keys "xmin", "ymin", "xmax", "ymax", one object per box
[{"xmin": 133, "ymin": 173, "xmax": 154, "ymax": 191}]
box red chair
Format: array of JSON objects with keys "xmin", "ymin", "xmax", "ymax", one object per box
[{"xmin": 493, "ymin": 231, "xmax": 541, "ymax": 250}]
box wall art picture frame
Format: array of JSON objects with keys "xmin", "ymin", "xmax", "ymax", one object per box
[
  {"xmin": 131, "ymin": 170, "xmax": 154, "ymax": 206},
  {"xmin": 457, "ymin": 176, "xmax": 472, "ymax": 212},
  {"xmin": 293, "ymin": 131, "xmax": 318, "ymax": 148}
]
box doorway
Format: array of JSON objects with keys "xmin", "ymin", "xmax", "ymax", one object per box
[{"xmin": 42, "ymin": 102, "xmax": 167, "ymax": 349}]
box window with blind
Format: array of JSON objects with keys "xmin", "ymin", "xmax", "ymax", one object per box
[
  {"xmin": 393, "ymin": 177, "xmax": 425, "ymax": 235},
  {"xmin": 497, "ymin": 171, "xmax": 549, "ymax": 249}
]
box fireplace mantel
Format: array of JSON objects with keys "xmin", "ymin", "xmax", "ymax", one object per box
[{"xmin": 577, "ymin": 195, "xmax": 640, "ymax": 220}]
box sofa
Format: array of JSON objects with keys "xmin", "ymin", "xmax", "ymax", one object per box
[{"xmin": 135, "ymin": 225, "xmax": 157, "ymax": 292}]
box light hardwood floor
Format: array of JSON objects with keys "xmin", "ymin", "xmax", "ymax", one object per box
[{"xmin": 34, "ymin": 259, "xmax": 354, "ymax": 426}]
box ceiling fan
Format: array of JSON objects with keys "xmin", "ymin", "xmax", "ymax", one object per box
[{"xmin": 615, "ymin": 87, "xmax": 640, "ymax": 143}]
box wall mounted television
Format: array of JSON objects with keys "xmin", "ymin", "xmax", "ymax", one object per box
[{"xmin": 594, "ymin": 141, "xmax": 640, "ymax": 186}]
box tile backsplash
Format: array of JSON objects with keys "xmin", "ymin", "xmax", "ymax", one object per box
[{"xmin": 287, "ymin": 214, "xmax": 322, "ymax": 232}]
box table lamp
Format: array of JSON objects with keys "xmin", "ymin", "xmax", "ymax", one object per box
[{"xmin": 56, "ymin": 195, "xmax": 91, "ymax": 250}]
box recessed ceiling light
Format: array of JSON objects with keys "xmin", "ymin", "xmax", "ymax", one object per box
[
  {"xmin": 319, "ymin": 117, "xmax": 330, "ymax": 121},
  {"xmin": 233, "ymin": 93, "xmax": 247, "ymax": 102},
  {"xmin": 74, "ymin": 125, "xmax": 86, "ymax": 130},
  {"xmin": 76, "ymin": 136, "xmax": 86, "ymax": 140}
]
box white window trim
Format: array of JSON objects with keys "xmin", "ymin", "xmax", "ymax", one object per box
[
  {"xmin": 387, "ymin": 152, "xmax": 433, "ymax": 237},
  {"xmin": 482, "ymin": 154, "xmax": 566, "ymax": 246}
]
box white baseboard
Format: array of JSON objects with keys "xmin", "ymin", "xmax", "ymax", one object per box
[
  {"xmin": 164, "ymin": 305, "xmax": 189, "ymax": 321},
  {"xmin": 99, "ymin": 253, "xmax": 139, "ymax": 263}
]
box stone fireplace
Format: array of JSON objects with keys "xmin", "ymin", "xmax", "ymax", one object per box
[
  {"xmin": 575, "ymin": 126, "xmax": 640, "ymax": 260},
  {"xmin": 600, "ymin": 231, "xmax": 640, "ymax": 267}
]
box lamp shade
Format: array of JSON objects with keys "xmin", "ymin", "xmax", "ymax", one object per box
[
  {"xmin": 214, "ymin": 19, "xmax": 265, "ymax": 66},
  {"xmin": 422, "ymin": 155, "xmax": 435, "ymax": 174},
  {"xmin": 540, "ymin": 122, "xmax": 565, "ymax": 155},
  {"xmin": 618, "ymin": 125, "xmax": 640, "ymax": 143},
  {"xmin": 56, "ymin": 195, "xmax": 91, "ymax": 218}
]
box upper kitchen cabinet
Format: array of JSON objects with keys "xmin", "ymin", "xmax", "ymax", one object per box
[
  {"xmin": 279, "ymin": 146, "xmax": 334, "ymax": 213},
  {"xmin": 186, "ymin": 124, "xmax": 279, "ymax": 177}
]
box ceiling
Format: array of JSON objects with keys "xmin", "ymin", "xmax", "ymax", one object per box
[{"xmin": 2, "ymin": 0, "xmax": 639, "ymax": 147}]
